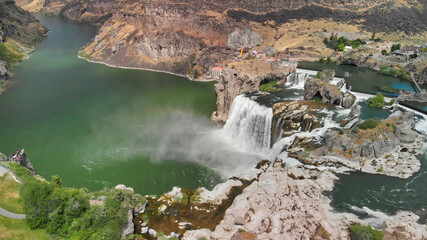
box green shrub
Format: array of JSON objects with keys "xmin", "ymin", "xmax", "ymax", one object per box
[
  {"xmin": 381, "ymin": 49, "xmax": 389, "ymax": 55},
  {"xmin": 374, "ymin": 38, "xmax": 382, "ymax": 42},
  {"xmin": 368, "ymin": 93, "xmax": 385, "ymax": 108},
  {"xmin": 259, "ymin": 81, "xmax": 278, "ymax": 92},
  {"xmin": 319, "ymin": 57, "xmax": 326, "ymax": 63},
  {"xmin": 357, "ymin": 118, "xmax": 379, "ymax": 130},
  {"xmin": 420, "ymin": 47, "xmax": 427, "ymax": 52},
  {"xmin": 380, "ymin": 86, "xmax": 398, "ymax": 94},
  {"xmin": 349, "ymin": 223, "xmax": 385, "ymax": 240},
  {"xmin": 380, "ymin": 66, "xmax": 410, "ymax": 81},
  {"xmin": 391, "ymin": 43, "xmax": 401, "ymax": 52}
]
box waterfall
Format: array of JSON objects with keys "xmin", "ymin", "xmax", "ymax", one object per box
[
  {"xmin": 223, "ymin": 95, "xmax": 273, "ymax": 155},
  {"xmin": 286, "ymin": 69, "xmax": 347, "ymax": 92},
  {"xmin": 285, "ymin": 69, "xmax": 317, "ymax": 89}
]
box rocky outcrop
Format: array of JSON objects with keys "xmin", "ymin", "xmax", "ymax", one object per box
[
  {"xmin": 121, "ymin": 209, "xmax": 134, "ymax": 237},
  {"xmin": 307, "ymin": 111, "xmax": 424, "ymax": 178},
  {"xmin": 397, "ymin": 89, "xmax": 427, "ymax": 102},
  {"xmin": 0, "ymin": 60, "xmax": 8, "ymax": 81},
  {"xmin": 419, "ymin": 67, "xmax": 427, "ymax": 85},
  {"xmin": 0, "ymin": 0, "xmax": 47, "ymax": 47},
  {"xmin": 304, "ymin": 77, "xmax": 342, "ymax": 104},
  {"xmin": 183, "ymin": 159, "xmax": 427, "ymax": 239},
  {"xmin": 340, "ymin": 104, "xmax": 361, "ymax": 128},
  {"xmin": 227, "ymin": 28, "xmax": 263, "ymax": 50},
  {"xmin": 271, "ymin": 100, "xmax": 334, "ymax": 142},
  {"xmin": 341, "ymin": 91, "xmax": 356, "ymax": 108},
  {"xmin": 4, "ymin": 149, "xmax": 36, "ymax": 174}
]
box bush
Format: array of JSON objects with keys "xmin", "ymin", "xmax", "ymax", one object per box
[
  {"xmin": 380, "ymin": 86, "xmax": 398, "ymax": 94},
  {"xmin": 368, "ymin": 93, "xmax": 385, "ymax": 108},
  {"xmin": 380, "ymin": 66, "xmax": 410, "ymax": 81},
  {"xmin": 420, "ymin": 47, "xmax": 427, "ymax": 52},
  {"xmin": 357, "ymin": 118, "xmax": 380, "ymax": 130},
  {"xmin": 374, "ymin": 38, "xmax": 382, "ymax": 42},
  {"xmin": 20, "ymin": 176, "xmax": 130, "ymax": 239},
  {"xmin": 259, "ymin": 81, "xmax": 278, "ymax": 92},
  {"xmin": 381, "ymin": 49, "xmax": 389, "ymax": 55},
  {"xmin": 319, "ymin": 57, "xmax": 326, "ymax": 63},
  {"xmin": 349, "ymin": 223, "xmax": 385, "ymax": 240},
  {"xmin": 391, "ymin": 43, "xmax": 401, "ymax": 52}
]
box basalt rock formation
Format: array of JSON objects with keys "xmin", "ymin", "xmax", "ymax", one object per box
[
  {"xmin": 307, "ymin": 111, "xmax": 424, "ymax": 178},
  {"xmin": 304, "ymin": 77, "xmax": 342, "ymax": 104},
  {"xmin": 17, "ymin": 0, "xmax": 427, "ymax": 77},
  {"xmin": 0, "ymin": 60, "xmax": 8, "ymax": 81},
  {"xmin": 0, "ymin": 0, "xmax": 47, "ymax": 47},
  {"xmin": 4, "ymin": 149, "xmax": 36, "ymax": 174}
]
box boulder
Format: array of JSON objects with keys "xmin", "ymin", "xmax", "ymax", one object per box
[
  {"xmin": 341, "ymin": 91, "xmax": 356, "ymax": 108},
  {"xmin": 227, "ymin": 29, "xmax": 263, "ymax": 50},
  {"xmin": 340, "ymin": 104, "xmax": 361, "ymax": 127},
  {"xmin": 304, "ymin": 78, "xmax": 342, "ymax": 105},
  {"xmin": 317, "ymin": 69, "xmax": 335, "ymax": 82},
  {"xmin": 121, "ymin": 209, "xmax": 134, "ymax": 237},
  {"xmin": 397, "ymin": 89, "xmax": 427, "ymax": 102}
]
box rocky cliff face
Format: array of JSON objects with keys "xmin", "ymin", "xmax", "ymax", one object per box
[
  {"xmin": 17, "ymin": 0, "xmax": 427, "ymax": 76},
  {"xmin": 0, "ymin": 0, "xmax": 47, "ymax": 84},
  {"xmin": 0, "ymin": 0, "xmax": 47, "ymax": 47}
]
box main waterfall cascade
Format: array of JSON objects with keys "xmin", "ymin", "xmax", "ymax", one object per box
[{"xmin": 223, "ymin": 95, "xmax": 273, "ymax": 155}]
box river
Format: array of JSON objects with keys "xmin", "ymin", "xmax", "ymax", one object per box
[{"xmin": 0, "ymin": 15, "xmax": 265, "ymax": 195}]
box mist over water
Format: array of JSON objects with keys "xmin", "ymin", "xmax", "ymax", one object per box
[{"xmin": 77, "ymin": 109, "xmax": 264, "ymax": 178}]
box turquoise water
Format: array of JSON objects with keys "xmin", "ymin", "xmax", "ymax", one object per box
[
  {"xmin": 0, "ymin": 15, "xmax": 225, "ymax": 195},
  {"xmin": 298, "ymin": 61, "xmax": 417, "ymax": 94}
]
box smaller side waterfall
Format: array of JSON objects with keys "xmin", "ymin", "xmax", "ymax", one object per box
[{"xmin": 223, "ymin": 95, "xmax": 273, "ymax": 154}]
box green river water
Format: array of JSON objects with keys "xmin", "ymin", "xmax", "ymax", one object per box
[{"xmin": 0, "ymin": 15, "xmax": 227, "ymax": 195}]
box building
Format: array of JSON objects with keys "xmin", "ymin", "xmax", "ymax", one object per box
[{"xmin": 212, "ymin": 67, "xmax": 223, "ymax": 78}]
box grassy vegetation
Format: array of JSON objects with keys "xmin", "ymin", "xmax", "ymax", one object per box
[
  {"xmin": 357, "ymin": 118, "xmax": 380, "ymax": 130},
  {"xmin": 0, "ymin": 215, "xmax": 51, "ymax": 240},
  {"xmin": 0, "ymin": 42, "xmax": 25, "ymax": 67},
  {"xmin": 0, "ymin": 174, "xmax": 23, "ymax": 213},
  {"xmin": 380, "ymin": 65, "xmax": 410, "ymax": 81},
  {"xmin": 380, "ymin": 86, "xmax": 399, "ymax": 94},
  {"xmin": 368, "ymin": 93, "xmax": 385, "ymax": 108},
  {"xmin": 259, "ymin": 81, "xmax": 278, "ymax": 92},
  {"xmin": 349, "ymin": 223, "xmax": 385, "ymax": 240}
]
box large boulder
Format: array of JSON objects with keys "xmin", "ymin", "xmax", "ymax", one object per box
[
  {"xmin": 341, "ymin": 91, "xmax": 356, "ymax": 108},
  {"xmin": 121, "ymin": 209, "xmax": 134, "ymax": 237},
  {"xmin": 304, "ymin": 77, "xmax": 342, "ymax": 105},
  {"xmin": 316, "ymin": 69, "xmax": 335, "ymax": 82},
  {"xmin": 227, "ymin": 29, "xmax": 263, "ymax": 50}
]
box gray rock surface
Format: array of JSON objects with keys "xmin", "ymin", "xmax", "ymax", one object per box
[
  {"xmin": 0, "ymin": 60, "xmax": 8, "ymax": 81},
  {"xmin": 304, "ymin": 77, "xmax": 342, "ymax": 105},
  {"xmin": 397, "ymin": 89, "xmax": 427, "ymax": 102},
  {"xmin": 5, "ymin": 149, "xmax": 36, "ymax": 175},
  {"xmin": 227, "ymin": 29, "xmax": 263, "ymax": 50},
  {"xmin": 121, "ymin": 209, "xmax": 134, "ymax": 237},
  {"xmin": 341, "ymin": 91, "xmax": 356, "ymax": 108}
]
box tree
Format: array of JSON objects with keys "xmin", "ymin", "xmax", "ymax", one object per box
[
  {"xmin": 381, "ymin": 49, "xmax": 388, "ymax": 55},
  {"xmin": 52, "ymin": 175, "xmax": 62, "ymax": 187},
  {"xmin": 338, "ymin": 44, "xmax": 345, "ymax": 51},
  {"xmin": 391, "ymin": 43, "xmax": 401, "ymax": 52}
]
